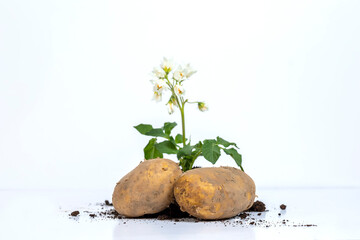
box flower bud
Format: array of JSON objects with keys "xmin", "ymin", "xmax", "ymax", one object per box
[
  {"xmin": 198, "ymin": 102, "xmax": 208, "ymax": 112},
  {"xmin": 170, "ymin": 94, "xmax": 178, "ymax": 106},
  {"xmin": 167, "ymin": 101, "xmax": 175, "ymax": 114}
]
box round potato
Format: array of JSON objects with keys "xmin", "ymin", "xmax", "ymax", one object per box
[
  {"xmin": 112, "ymin": 158, "xmax": 182, "ymax": 217},
  {"xmin": 174, "ymin": 167, "xmax": 256, "ymax": 220}
]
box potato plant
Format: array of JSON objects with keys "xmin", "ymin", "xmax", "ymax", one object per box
[{"xmin": 134, "ymin": 58, "xmax": 244, "ymax": 172}]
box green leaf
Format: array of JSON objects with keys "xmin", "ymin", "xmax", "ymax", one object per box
[
  {"xmin": 177, "ymin": 142, "xmax": 205, "ymax": 171},
  {"xmin": 144, "ymin": 138, "xmax": 163, "ymax": 159},
  {"xmin": 144, "ymin": 128, "xmax": 168, "ymax": 138},
  {"xmin": 216, "ymin": 137, "xmax": 239, "ymax": 149},
  {"xmin": 134, "ymin": 124, "xmax": 168, "ymax": 138},
  {"xmin": 223, "ymin": 148, "xmax": 244, "ymax": 171},
  {"xmin": 190, "ymin": 142, "xmax": 203, "ymax": 161},
  {"xmin": 155, "ymin": 141, "xmax": 178, "ymax": 154},
  {"xmin": 163, "ymin": 122, "xmax": 177, "ymax": 135},
  {"xmin": 134, "ymin": 124, "xmax": 153, "ymax": 135},
  {"xmin": 175, "ymin": 134, "xmax": 186, "ymax": 144},
  {"xmin": 179, "ymin": 156, "xmax": 194, "ymax": 171},
  {"xmin": 193, "ymin": 141, "xmax": 203, "ymax": 150},
  {"xmin": 177, "ymin": 145, "xmax": 194, "ymax": 171},
  {"xmin": 177, "ymin": 145, "xmax": 194, "ymax": 160},
  {"xmin": 169, "ymin": 136, "xmax": 177, "ymax": 147},
  {"xmin": 202, "ymin": 139, "xmax": 221, "ymax": 164}
]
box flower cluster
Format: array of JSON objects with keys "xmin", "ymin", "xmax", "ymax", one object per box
[{"xmin": 150, "ymin": 57, "xmax": 207, "ymax": 114}]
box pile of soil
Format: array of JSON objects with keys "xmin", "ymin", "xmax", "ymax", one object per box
[{"xmin": 247, "ymin": 200, "xmax": 266, "ymax": 212}]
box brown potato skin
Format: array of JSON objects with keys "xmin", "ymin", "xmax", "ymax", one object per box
[
  {"xmin": 174, "ymin": 167, "xmax": 256, "ymax": 220},
  {"xmin": 112, "ymin": 158, "xmax": 182, "ymax": 217}
]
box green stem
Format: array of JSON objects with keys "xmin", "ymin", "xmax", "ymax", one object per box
[
  {"xmin": 165, "ymin": 74, "xmax": 186, "ymax": 147},
  {"xmin": 180, "ymin": 102, "xmax": 186, "ymax": 147}
]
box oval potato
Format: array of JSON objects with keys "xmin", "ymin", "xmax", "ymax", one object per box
[
  {"xmin": 174, "ymin": 167, "xmax": 256, "ymax": 220},
  {"xmin": 112, "ymin": 158, "xmax": 182, "ymax": 217}
]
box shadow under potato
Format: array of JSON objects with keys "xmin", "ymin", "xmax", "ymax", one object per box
[
  {"xmin": 73, "ymin": 200, "xmax": 266, "ymax": 221},
  {"xmin": 135, "ymin": 200, "xmax": 266, "ymax": 221}
]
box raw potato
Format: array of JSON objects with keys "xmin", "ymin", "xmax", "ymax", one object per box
[
  {"xmin": 174, "ymin": 167, "xmax": 256, "ymax": 220},
  {"xmin": 112, "ymin": 158, "xmax": 182, "ymax": 217}
]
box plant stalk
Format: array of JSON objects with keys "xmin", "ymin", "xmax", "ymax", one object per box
[{"xmin": 180, "ymin": 102, "xmax": 186, "ymax": 147}]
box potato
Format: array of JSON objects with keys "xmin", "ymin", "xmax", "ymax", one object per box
[
  {"xmin": 174, "ymin": 167, "xmax": 256, "ymax": 220},
  {"xmin": 112, "ymin": 158, "xmax": 182, "ymax": 217}
]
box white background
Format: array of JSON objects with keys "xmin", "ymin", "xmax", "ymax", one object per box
[{"xmin": 1, "ymin": 0, "xmax": 359, "ymax": 190}]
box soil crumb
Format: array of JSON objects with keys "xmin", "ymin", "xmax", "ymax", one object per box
[
  {"xmin": 239, "ymin": 213, "xmax": 249, "ymax": 219},
  {"xmin": 248, "ymin": 200, "xmax": 266, "ymax": 212},
  {"xmin": 70, "ymin": 211, "xmax": 80, "ymax": 217}
]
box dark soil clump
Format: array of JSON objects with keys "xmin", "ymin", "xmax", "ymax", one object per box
[
  {"xmin": 239, "ymin": 212, "xmax": 250, "ymax": 219},
  {"xmin": 280, "ymin": 204, "xmax": 286, "ymax": 210},
  {"xmin": 248, "ymin": 200, "xmax": 266, "ymax": 212},
  {"xmin": 70, "ymin": 211, "xmax": 80, "ymax": 217},
  {"xmin": 97, "ymin": 209, "xmax": 123, "ymax": 219}
]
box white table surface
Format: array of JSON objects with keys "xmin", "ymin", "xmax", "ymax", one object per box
[{"xmin": 0, "ymin": 187, "xmax": 359, "ymax": 240}]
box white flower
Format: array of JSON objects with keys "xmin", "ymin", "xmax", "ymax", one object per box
[
  {"xmin": 160, "ymin": 57, "xmax": 174, "ymax": 73},
  {"xmin": 183, "ymin": 63, "xmax": 197, "ymax": 78},
  {"xmin": 153, "ymin": 79, "xmax": 167, "ymax": 93},
  {"xmin": 174, "ymin": 84, "xmax": 185, "ymax": 96},
  {"xmin": 167, "ymin": 101, "xmax": 175, "ymax": 114},
  {"xmin": 173, "ymin": 66, "xmax": 186, "ymax": 81},
  {"xmin": 152, "ymin": 67, "xmax": 165, "ymax": 78},
  {"xmin": 198, "ymin": 102, "xmax": 208, "ymax": 112},
  {"xmin": 153, "ymin": 91, "xmax": 162, "ymax": 102}
]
